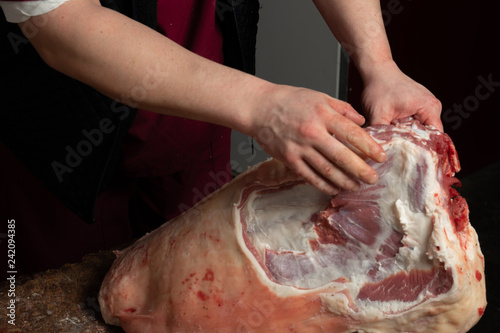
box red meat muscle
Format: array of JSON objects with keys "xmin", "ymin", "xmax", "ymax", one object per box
[{"xmin": 99, "ymin": 119, "xmax": 486, "ymax": 332}]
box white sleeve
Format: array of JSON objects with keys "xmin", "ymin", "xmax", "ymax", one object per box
[{"xmin": 0, "ymin": 0, "xmax": 72, "ymax": 23}]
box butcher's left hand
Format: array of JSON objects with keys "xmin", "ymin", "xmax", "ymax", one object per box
[{"xmin": 361, "ymin": 60, "xmax": 443, "ymax": 131}]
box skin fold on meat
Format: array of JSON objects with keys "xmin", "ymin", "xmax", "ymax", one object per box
[{"xmin": 99, "ymin": 119, "xmax": 486, "ymax": 333}]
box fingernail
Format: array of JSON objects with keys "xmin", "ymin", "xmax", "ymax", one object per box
[
  {"xmin": 378, "ymin": 150, "xmax": 387, "ymax": 162},
  {"xmin": 369, "ymin": 173, "xmax": 379, "ymax": 184},
  {"xmin": 329, "ymin": 185, "xmax": 341, "ymax": 196}
]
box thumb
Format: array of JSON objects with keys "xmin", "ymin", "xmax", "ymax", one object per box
[
  {"xmin": 416, "ymin": 114, "xmax": 444, "ymax": 132},
  {"xmin": 367, "ymin": 111, "xmax": 393, "ymax": 126},
  {"xmin": 414, "ymin": 100, "xmax": 444, "ymax": 132}
]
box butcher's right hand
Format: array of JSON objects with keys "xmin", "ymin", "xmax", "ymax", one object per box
[{"xmin": 246, "ymin": 83, "xmax": 387, "ymax": 195}]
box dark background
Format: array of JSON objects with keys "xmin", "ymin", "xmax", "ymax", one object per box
[{"xmin": 347, "ymin": 1, "xmax": 500, "ymax": 331}]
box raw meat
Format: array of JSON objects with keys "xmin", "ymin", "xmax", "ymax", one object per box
[{"xmin": 99, "ymin": 119, "xmax": 486, "ymax": 333}]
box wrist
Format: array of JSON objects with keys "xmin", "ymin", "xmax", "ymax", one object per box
[
  {"xmin": 241, "ymin": 80, "xmax": 278, "ymax": 138},
  {"xmin": 356, "ymin": 57, "xmax": 399, "ymax": 85},
  {"xmin": 221, "ymin": 76, "xmax": 275, "ymax": 137},
  {"xmin": 346, "ymin": 35, "xmax": 395, "ymax": 85}
]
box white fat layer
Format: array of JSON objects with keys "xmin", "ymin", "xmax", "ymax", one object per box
[
  {"xmin": 237, "ymin": 132, "xmax": 459, "ymax": 314},
  {"xmin": 245, "ymin": 184, "xmax": 329, "ymax": 254},
  {"xmin": 412, "ymin": 122, "xmax": 432, "ymax": 140}
]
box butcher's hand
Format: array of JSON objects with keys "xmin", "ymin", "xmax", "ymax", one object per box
[
  {"xmin": 311, "ymin": 0, "xmax": 442, "ymax": 131},
  {"xmin": 246, "ymin": 83, "xmax": 387, "ymax": 195},
  {"xmin": 361, "ymin": 60, "xmax": 443, "ymax": 131}
]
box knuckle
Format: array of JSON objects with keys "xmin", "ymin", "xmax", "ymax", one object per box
[
  {"xmin": 334, "ymin": 100, "xmax": 356, "ymax": 117},
  {"xmin": 318, "ymin": 163, "xmax": 335, "ymax": 178},
  {"xmin": 281, "ymin": 151, "xmax": 298, "ymax": 166},
  {"xmin": 298, "ymin": 122, "xmax": 320, "ymax": 140},
  {"xmin": 430, "ymin": 97, "xmax": 442, "ymax": 112},
  {"xmin": 344, "ymin": 128, "xmax": 361, "ymax": 145},
  {"xmin": 331, "ymin": 147, "xmax": 351, "ymax": 167}
]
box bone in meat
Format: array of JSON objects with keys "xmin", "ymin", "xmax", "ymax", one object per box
[{"xmin": 99, "ymin": 119, "xmax": 486, "ymax": 333}]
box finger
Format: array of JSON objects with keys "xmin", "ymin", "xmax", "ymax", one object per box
[
  {"xmin": 328, "ymin": 115, "xmax": 387, "ymax": 164},
  {"xmin": 424, "ymin": 105, "xmax": 444, "ymax": 132},
  {"xmin": 429, "ymin": 119, "xmax": 444, "ymax": 132},
  {"xmin": 303, "ymin": 149, "xmax": 362, "ymax": 192},
  {"xmin": 420, "ymin": 115, "xmax": 444, "ymax": 132},
  {"xmin": 330, "ymin": 99, "xmax": 366, "ymax": 126},
  {"xmin": 336, "ymin": 136, "xmax": 371, "ymax": 160},
  {"xmin": 316, "ymin": 133, "xmax": 380, "ymax": 186},
  {"xmin": 366, "ymin": 111, "xmax": 392, "ymax": 126},
  {"xmin": 415, "ymin": 98, "xmax": 443, "ymax": 132},
  {"xmin": 292, "ymin": 158, "xmax": 342, "ymax": 196}
]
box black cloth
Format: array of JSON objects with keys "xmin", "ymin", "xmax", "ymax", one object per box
[
  {"xmin": 101, "ymin": 0, "xmax": 158, "ymax": 29},
  {"xmin": 217, "ymin": 0, "xmax": 260, "ymax": 74},
  {"xmin": 0, "ymin": 31, "xmax": 137, "ymax": 224},
  {"xmin": 0, "ymin": 0, "xmax": 259, "ymax": 224}
]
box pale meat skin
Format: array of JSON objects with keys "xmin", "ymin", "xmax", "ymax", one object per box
[{"xmin": 99, "ymin": 119, "xmax": 486, "ymax": 333}]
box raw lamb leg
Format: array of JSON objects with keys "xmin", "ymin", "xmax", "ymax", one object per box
[{"xmin": 99, "ymin": 119, "xmax": 486, "ymax": 333}]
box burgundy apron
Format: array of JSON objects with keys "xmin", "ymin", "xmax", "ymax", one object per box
[{"xmin": 124, "ymin": 0, "xmax": 231, "ymax": 222}]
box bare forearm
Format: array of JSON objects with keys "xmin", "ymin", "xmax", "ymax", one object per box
[
  {"xmin": 313, "ymin": 0, "xmax": 443, "ymax": 131},
  {"xmin": 18, "ymin": 0, "xmax": 389, "ymax": 194},
  {"xmin": 19, "ymin": 0, "xmax": 264, "ymax": 134},
  {"xmin": 312, "ymin": 0, "xmax": 394, "ymax": 80}
]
